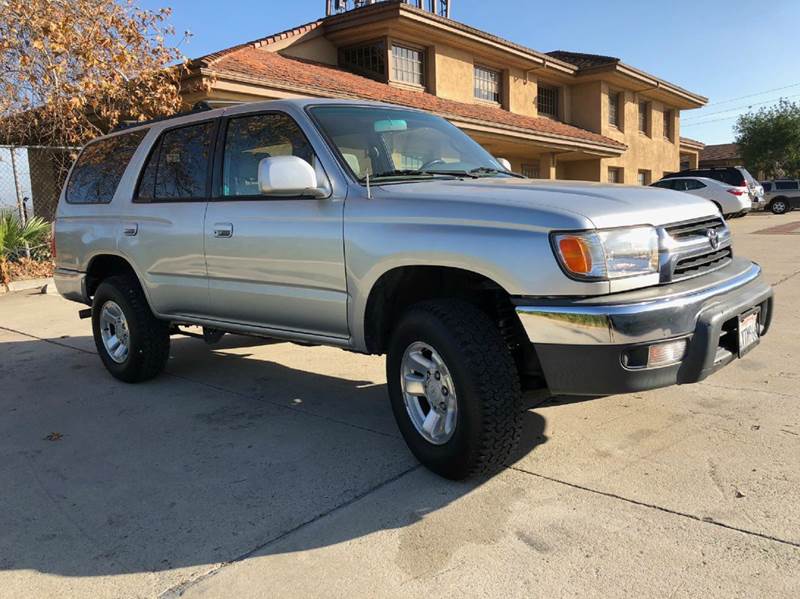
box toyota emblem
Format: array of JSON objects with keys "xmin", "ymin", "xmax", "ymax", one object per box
[{"xmin": 707, "ymin": 228, "xmax": 719, "ymax": 250}]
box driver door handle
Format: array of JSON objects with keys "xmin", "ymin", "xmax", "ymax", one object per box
[{"xmin": 213, "ymin": 223, "xmax": 233, "ymax": 238}]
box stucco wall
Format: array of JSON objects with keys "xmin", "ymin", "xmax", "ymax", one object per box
[{"xmin": 599, "ymin": 83, "xmax": 680, "ymax": 183}]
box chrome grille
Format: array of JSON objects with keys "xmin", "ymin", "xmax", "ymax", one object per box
[
  {"xmin": 673, "ymin": 248, "xmax": 733, "ymax": 278},
  {"xmin": 664, "ymin": 216, "xmax": 726, "ymax": 240},
  {"xmin": 660, "ymin": 216, "xmax": 732, "ymax": 282}
]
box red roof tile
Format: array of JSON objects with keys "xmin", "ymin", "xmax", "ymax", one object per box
[
  {"xmin": 699, "ymin": 143, "xmax": 739, "ymax": 162},
  {"xmin": 208, "ymin": 48, "xmax": 625, "ymax": 151}
]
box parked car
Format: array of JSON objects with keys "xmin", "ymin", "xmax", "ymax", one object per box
[
  {"xmin": 651, "ymin": 176, "xmax": 751, "ymax": 218},
  {"xmin": 53, "ymin": 99, "xmax": 774, "ymax": 480},
  {"xmin": 662, "ymin": 167, "xmax": 763, "ymax": 207},
  {"xmin": 760, "ymin": 180, "xmax": 800, "ymax": 214}
]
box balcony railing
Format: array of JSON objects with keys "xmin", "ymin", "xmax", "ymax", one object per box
[{"xmin": 326, "ymin": 1, "xmax": 451, "ymax": 18}]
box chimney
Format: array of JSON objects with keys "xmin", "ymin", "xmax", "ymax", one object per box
[{"xmin": 326, "ymin": 1, "xmax": 451, "ymax": 18}]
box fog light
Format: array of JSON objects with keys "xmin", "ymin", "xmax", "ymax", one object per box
[{"xmin": 647, "ymin": 339, "xmax": 688, "ymax": 368}]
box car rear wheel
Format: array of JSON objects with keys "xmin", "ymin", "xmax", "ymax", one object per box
[
  {"xmin": 92, "ymin": 275, "xmax": 170, "ymax": 383},
  {"xmin": 386, "ymin": 299, "xmax": 522, "ymax": 480},
  {"xmin": 770, "ymin": 199, "xmax": 789, "ymax": 214}
]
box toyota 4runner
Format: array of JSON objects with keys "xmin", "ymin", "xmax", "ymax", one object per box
[{"xmin": 54, "ymin": 99, "xmax": 774, "ymax": 479}]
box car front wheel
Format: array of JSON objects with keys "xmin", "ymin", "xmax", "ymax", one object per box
[{"xmin": 386, "ymin": 299, "xmax": 522, "ymax": 480}]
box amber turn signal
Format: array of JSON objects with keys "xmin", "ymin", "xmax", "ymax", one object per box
[{"xmin": 558, "ymin": 236, "xmax": 593, "ymax": 274}]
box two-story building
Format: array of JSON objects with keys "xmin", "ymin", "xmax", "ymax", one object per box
[{"xmin": 182, "ymin": 0, "xmax": 707, "ymax": 184}]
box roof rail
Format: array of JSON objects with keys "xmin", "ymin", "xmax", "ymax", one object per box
[{"xmin": 111, "ymin": 101, "xmax": 214, "ymax": 133}]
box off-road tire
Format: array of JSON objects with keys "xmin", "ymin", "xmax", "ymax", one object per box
[
  {"xmin": 386, "ymin": 299, "xmax": 522, "ymax": 480},
  {"xmin": 92, "ymin": 275, "xmax": 170, "ymax": 383}
]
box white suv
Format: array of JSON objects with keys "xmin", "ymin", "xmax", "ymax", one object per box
[{"xmin": 652, "ymin": 176, "xmax": 751, "ymax": 218}]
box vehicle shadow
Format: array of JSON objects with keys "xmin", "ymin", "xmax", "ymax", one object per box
[{"xmin": 0, "ymin": 333, "xmax": 548, "ymax": 580}]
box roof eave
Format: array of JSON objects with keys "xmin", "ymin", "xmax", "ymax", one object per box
[
  {"xmin": 577, "ymin": 62, "xmax": 706, "ymax": 108},
  {"xmin": 198, "ymin": 67, "xmax": 625, "ymax": 156}
]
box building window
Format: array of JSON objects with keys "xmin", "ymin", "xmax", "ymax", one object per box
[
  {"xmin": 637, "ymin": 169, "xmax": 651, "ymax": 186},
  {"xmin": 608, "ymin": 167, "xmax": 622, "ymax": 184},
  {"xmin": 537, "ymin": 85, "xmax": 559, "ymax": 119},
  {"xmin": 638, "ymin": 101, "xmax": 650, "ymax": 135},
  {"xmin": 609, "ymin": 91, "xmax": 621, "ymax": 128},
  {"xmin": 392, "ymin": 44, "xmax": 425, "ymax": 86},
  {"xmin": 521, "ymin": 163, "xmax": 540, "ymax": 179},
  {"xmin": 341, "ymin": 41, "xmax": 386, "ymax": 79},
  {"xmin": 474, "ymin": 65, "xmax": 501, "ymax": 103},
  {"xmin": 663, "ymin": 109, "xmax": 673, "ymax": 141}
]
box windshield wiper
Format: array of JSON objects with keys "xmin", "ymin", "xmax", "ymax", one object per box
[
  {"xmin": 468, "ymin": 167, "xmax": 524, "ymax": 178},
  {"xmin": 360, "ymin": 169, "xmax": 458, "ymax": 182}
]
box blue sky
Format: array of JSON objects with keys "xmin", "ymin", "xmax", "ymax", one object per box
[{"xmin": 139, "ymin": 0, "xmax": 800, "ymax": 145}]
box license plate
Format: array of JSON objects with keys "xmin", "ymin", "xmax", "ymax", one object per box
[{"xmin": 738, "ymin": 309, "xmax": 761, "ymax": 357}]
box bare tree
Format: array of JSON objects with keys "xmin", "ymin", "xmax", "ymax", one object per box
[{"xmin": 0, "ymin": 0, "xmax": 190, "ymax": 147}]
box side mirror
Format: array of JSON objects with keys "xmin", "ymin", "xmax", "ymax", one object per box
[
  {"xmin": 258, "ymin": 156, "xmax": 327, "ymax": 198},
  {"xmin": 495, "ymin": 157, "xmax": 512, "ymax": 171}
]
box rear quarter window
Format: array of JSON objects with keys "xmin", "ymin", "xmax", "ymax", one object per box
[{"xmin": 65, "ymin": 130, "xmax": 147, "ymax": 204}]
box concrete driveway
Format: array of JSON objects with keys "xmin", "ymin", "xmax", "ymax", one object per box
[{"xmin": 1, "ymin": 212, "xmax": 798, "ymax": 599}]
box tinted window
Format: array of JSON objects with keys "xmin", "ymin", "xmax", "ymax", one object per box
[
  {"xmin": 761, "ymin": 182, "xmax": 772, "ymax": 192},
  {"xmin": 66, "ymin": 130, "xmax": 147, "ymax": 204},
  {"xmin": 775, "ymin": 181, "xmax": 799, "ymax": 191},
  {"xmin": 685, "ymin": 179, "xmax": 706, "ymax": 190},
  {"xmin": 222, "ymin": 113, "xmax": 315, "ymax": 197},
  {"xmin": 137, "ymin": 121, "xmax": 215, "ymax": 201},
  {"xmin": 652, "ymin": 180, "xmax": 674, "ymax": 189},
  {"xmin": 671, "ymin": 168, "xmax": 744, "ymax": 187}
]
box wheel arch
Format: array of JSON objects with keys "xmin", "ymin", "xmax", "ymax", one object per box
[
  {"xmin": 360, "ymin": 265, "xmax": 527, "ymax": 357},
  {"xmin": 85, "ymin": 253, "xmax": 147, "ymax": 302}
]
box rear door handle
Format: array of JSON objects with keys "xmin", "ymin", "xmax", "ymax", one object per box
[
  {"xmin": 213, "ymin": 223, "xmax": 233, "ymax": 238},
  {"xmin": 123, "ymin": 222, "xmax": 138, "ymax": 237}
]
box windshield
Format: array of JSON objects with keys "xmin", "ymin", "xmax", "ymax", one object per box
[{"xmin": 308, "ymin": 105, "xmax": 514, "ymax": 182}]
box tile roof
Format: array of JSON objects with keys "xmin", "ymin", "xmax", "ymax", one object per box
[
  {"xmin": 546, "ymin": 51, "xmax": 620, "ymax": 70},
  {"xmin": 203, "ymin": 47, "xmax": 625, "ymax": 151},
  {"xmin": 699, "ymin": 143, "xmax": 740, "ymax": 162}
]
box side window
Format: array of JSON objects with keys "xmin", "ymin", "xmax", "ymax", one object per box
[
  {"xmin": 66, "ymin": 130, "xmax": 147, "ymax": 204},
  {"xmin": 136, "ymin": 121, "xmax": 215, "ymax": 202},
  {"xmin": 222, "ymin": 113, "xmax": 316, "ymax": 197},
  {"xmin": 685, "ymin": 180, "xmax": 705, "ymax": 190},
  {"xmin": 776, "ymin": 181, "xmax": 800, "ymax": 191},
  {"xmin": 672, "ymin": 180, "xmax": 688, "ymax": 191},
  {"xmin": 653, "ymin": 180, "xmax": 673, "ymax": 189},
  {"xmin": 762, "ymin": 182, "xmax": 772, "ymax": 192}
]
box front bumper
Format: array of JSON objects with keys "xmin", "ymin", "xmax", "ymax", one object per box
[{"xmin": 514, "ymin": 258, "xmax": 773, "ymax": 395}]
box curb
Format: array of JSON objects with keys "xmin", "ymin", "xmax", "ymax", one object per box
[{"xmin": 0, "ymin": 277, "xmax": 56, "ymax": 295}]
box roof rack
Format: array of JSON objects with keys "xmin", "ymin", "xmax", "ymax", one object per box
[{"xmin": 111, "ymin": 101, "xmax": 215, "ymax": 132}]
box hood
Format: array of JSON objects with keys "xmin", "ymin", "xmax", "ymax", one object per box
[{"xmin": 379, "ymin": 178, "xmax": 719, "ymax": 229}]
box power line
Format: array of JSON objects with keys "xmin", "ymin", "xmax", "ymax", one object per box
[
  {"xmin": 704, "ymin": 82, "xmax": 800, "ymax": 107},
  {"xmin": 683, "ymin": 93, "xmax": 800, "ymax": 123},
  {"xmin": 682, "ymin": 115, "xmax": 743, "ymax": 127}
]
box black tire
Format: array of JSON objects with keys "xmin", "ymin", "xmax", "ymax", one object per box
[
  {"xmin": 386, "ymin": 299, "xmax": 522, "ymax": 480},
  {"xmin": 770, "ymin": 198, "xmax": 789, "ymax": 215},
  {"xmin": 91, "ymin": 275, "xmax": 170, "ymax": 383}
]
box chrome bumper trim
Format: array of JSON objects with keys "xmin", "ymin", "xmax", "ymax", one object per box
[{"xmin": 515, "ymin": 260, "xmax": 770, "ymax": 345}]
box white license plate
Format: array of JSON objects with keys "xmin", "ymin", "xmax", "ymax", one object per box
[{"xmin": 738, "ymin": 310, "xmax": 760, "ymax": 357}]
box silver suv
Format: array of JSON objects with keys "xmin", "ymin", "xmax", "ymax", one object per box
[
  {"xmin": 761, "ymin": 180, "xmax": 800, "ymax": 214},
  {"xmin": 54, "ymin": 99, "xmax": 774, "ymax": 479}
]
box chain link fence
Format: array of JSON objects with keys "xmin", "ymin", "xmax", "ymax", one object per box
[{"xmin": 0, "ymin": 145, "xmax": 79, "ymax": 224}]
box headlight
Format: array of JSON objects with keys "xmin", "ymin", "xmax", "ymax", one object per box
[{"xmin": 552, "ymin": 226, "xmax": 659, "ymax": 280}]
